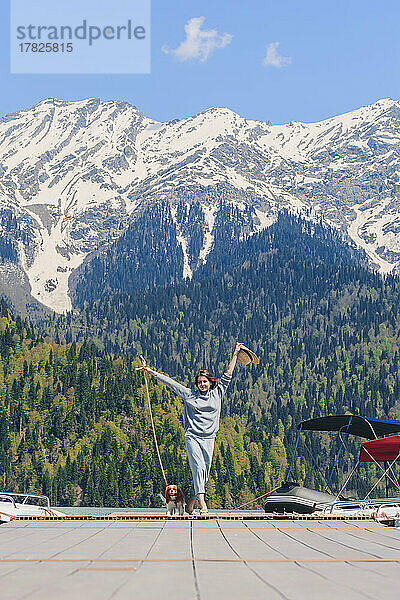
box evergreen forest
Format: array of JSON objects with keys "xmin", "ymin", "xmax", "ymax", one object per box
[{"xmin": 2, "ymin": 213, "xmax": 400, "ymax": 507}]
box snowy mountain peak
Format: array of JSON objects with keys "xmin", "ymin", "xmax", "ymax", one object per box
[
  {"xmin": 1, "ymin": 96, "xmax": 400, "ymax": 313},
  {"xmin": 199, "ymin": 106, "xmax": 241, "ymax": 118},
  {"xmin": 321, "ymin": 98, "xmax": 400, "ymax": 127},
  {"xmin": 371, "ymin": 98, "xmax": 400, "ymax": 108}
]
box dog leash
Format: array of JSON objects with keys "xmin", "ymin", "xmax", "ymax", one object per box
[
  {"xmin": 228, "ymin": 487, "xmax": 280, "ymax": 512},
  {"xmin": 139, "ymin": 355, "xmax": 168, "ymax": 487}
]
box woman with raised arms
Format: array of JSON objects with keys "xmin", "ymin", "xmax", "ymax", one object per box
[{"xmin": 139, "ymin": 343, "xmax": 245, "ymax": 514}]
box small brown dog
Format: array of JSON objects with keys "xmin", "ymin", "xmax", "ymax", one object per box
[{"xmin": 165, "ymin": 484, "xmax": 185, "ymax": 516}]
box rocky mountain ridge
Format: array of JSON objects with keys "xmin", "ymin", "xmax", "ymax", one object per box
[{"xmin": 0, "ymin": 97, "xmax": 399, "ymax": 312}]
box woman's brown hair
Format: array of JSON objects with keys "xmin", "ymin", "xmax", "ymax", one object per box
[{"xmin": 195, "ymin": 370, "xmax": 217, "ymax": 390}]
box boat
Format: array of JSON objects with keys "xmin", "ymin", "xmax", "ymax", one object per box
[
  {"xmin": 263, "ymin": 481, "xmax": 336, "ymax": 514},
  {"xmin": 264, "ymin": 414, "xmax": 400, "ymax": 518},
  {"xmin": 0, "ymin": 492, "xmax": 66, "ymax": 522}
]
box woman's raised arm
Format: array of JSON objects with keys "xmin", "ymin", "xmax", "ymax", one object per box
[
  {"xmin": 225, "ymin": 342, "xmax": 246, "ymax": 376},
  {"xmin": 138, "ymin": 364, "xmax": 190, "ymax": 399}
]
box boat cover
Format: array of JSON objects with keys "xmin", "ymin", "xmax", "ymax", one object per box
[
  {"xmin": 360, "ymin": 436, "xmax": 400, "ymax": 462},
  {"xmin": 299, "ymin": 415, "xmax": 400, "ymax": 439},
  {"xmin": 264, "ymin": 482, "xmax": 336, "ymax": 514}
]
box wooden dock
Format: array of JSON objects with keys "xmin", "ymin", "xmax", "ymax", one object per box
[{"xmin": 1, "ymin": 516, "xmax": 400, "ymax": 599}]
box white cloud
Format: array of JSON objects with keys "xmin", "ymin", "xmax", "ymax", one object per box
[
  {"xmin": 263, "ymin": 42, "xmax": 291, "ymax": 68},
  {"xmin": 162, "ymin": 17, "xmax": 233, "ymax": 63}
]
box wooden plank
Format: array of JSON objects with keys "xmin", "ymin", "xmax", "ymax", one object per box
[
  {"xmin": 51, "ymin": 524, "xmax": 142, "ymax": 561},
  {"xmin": 302, "ymin": 561, "xmax": 399, "ymax": 600},
  {"xmin": 99, "ymin": 525, "xmax": 166, "ymax": 561},
  {"xmin": 308, "ymin": 526, "xmax": 400, "ymax": 559},
  {"xmin": 350, "ymin": 560, "xmax": 400, "ymax": 580},
  {"xmin": 358, "ymin": 523, "xmax": 400, "ymax": 540},
  {"xmin": 247, "ymin": 561, "xmax": 368, "ymax": 600},
  {"xmin": 334, "ymin": 525, "xmax": 400, "ymax": 552},
  {"xmin": 145, "ymin": 522, "xmax": 192, "ymax": 560},
  {"xmin": 0, "ymin": 563, "xmax": 89, "ymax": 600},
  {"xmin": 112, "ymin": 563, "xmax": 196, "ymax": 600},
  {"xmin": 192, "ymin": 521, "xmax": 238, "ymax": 561},
  {"xmin": 192, "ymin": 521, "xmax": 283, "ymax": 598},
  {"xmin": 17, "ymin": 563, "xmax": 133, "ymax": 600},
  {"xmin": 270, "ymin": 527, "xmax": 378, "ymax": 560},
  {"xmin": 218, "ymin": 522, "xmax": 289, "ymax": 560},
  {"xmin": 3, "ymin": 525, "xmax": 114, "ymax": 560},
  {"xmin": 195, "ymin": 561, "xmax": 282, "ymax": 600},
  {"xmin": 0, "ymin": 527, "xmax": 75, "ymax": 559},
  {"xmin": 243, "ymin": 523, "xmax": 334, "ymax": 560}
]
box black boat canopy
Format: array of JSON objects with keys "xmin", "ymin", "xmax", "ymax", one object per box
[{"xmin": 298, "ymin": 415, "xmax": 400, "ymax": 440}]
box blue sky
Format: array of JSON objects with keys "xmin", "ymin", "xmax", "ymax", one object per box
[{"xmin": 2, "ymin": 0, "xmax": 400, "ymax": 124}]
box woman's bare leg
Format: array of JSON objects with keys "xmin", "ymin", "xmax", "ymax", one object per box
[
  {"xmin": 186, "ymin": 497, "xmax": 196, "ymax": 513},
  {"xmin": 198, "ymin": 493, "xmax": 208, "ymax": 511}
]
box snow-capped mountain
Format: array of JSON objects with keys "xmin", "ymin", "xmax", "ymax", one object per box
[{"xmin": 0, "ymin": 97, "xmax": 400, "ymax": 312}]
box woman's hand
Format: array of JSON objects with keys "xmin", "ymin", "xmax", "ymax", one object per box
[
  {"xmin": 137, "ymin": 365, "xmax": 150, "ymax": 372},
  {"xmin": 136, "ymin": 357, "xmax": 154, "ymax": 375},
  {"xmin": 233, "ymin": 342, "xmax": 246, "ymax": 357},
  {"xmin": 226, "ymin": 342, "xmax": 245, "ymax": 376}
]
